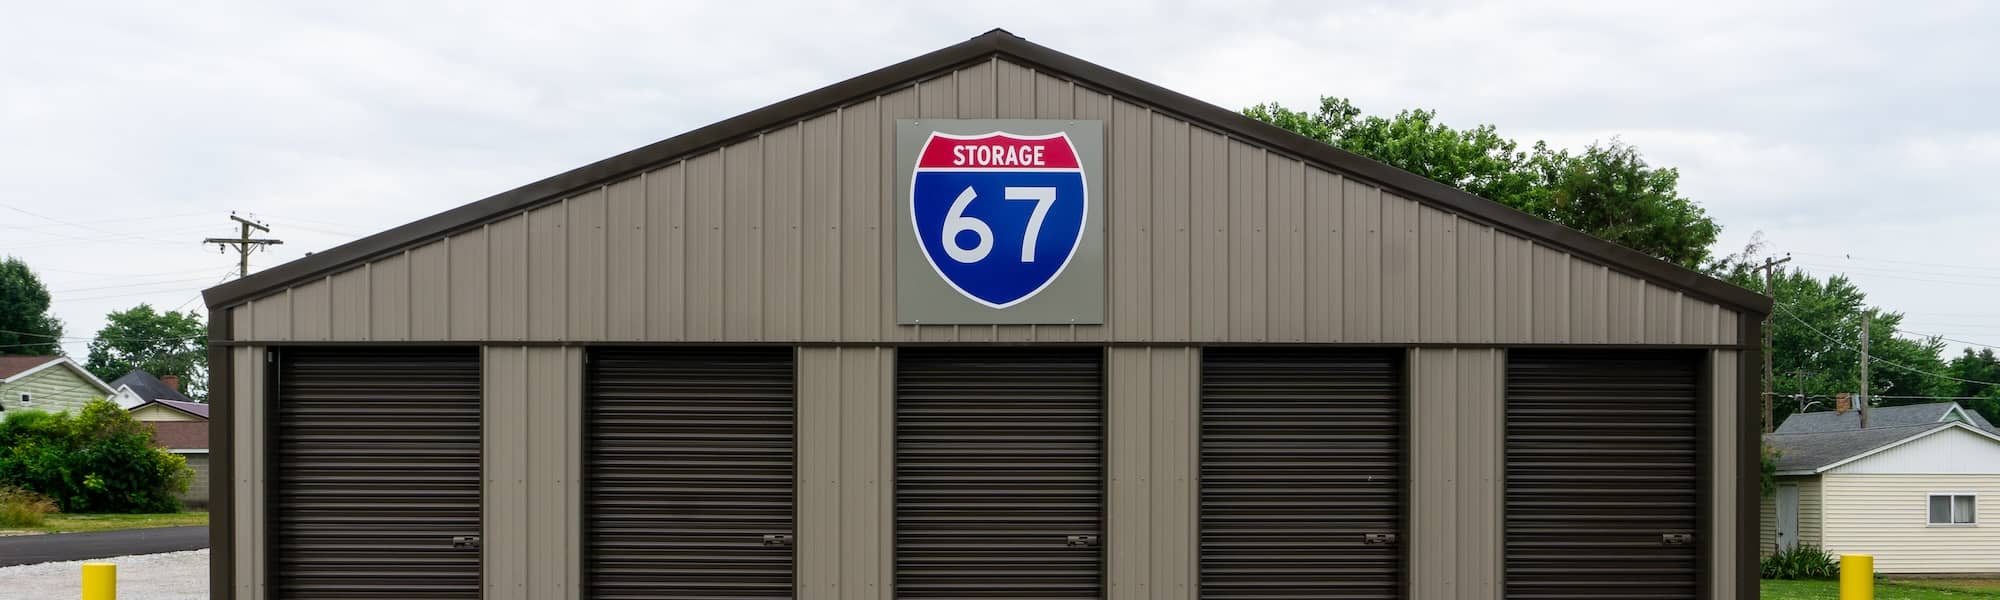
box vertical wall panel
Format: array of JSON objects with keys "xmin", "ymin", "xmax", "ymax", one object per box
[
  {"xmin": 1304, "ymin": 169, "xmax": 1345, "ymax": 341},
  {"xmin": 1530, "ymin": 245, "xmax": 1570, "ymax": 343},
  {"xmin": 1569, "ymin": 263, "xmax": 1607, "ymax": 344},
  {"xmin": 725, "ymin": 140, "xmax": 767, "ymax": 340},
  {"xmin": 1418, "ymin": 207, "xmax": 1459, "ymax": 343},
  {"xmin": 567, "ymin": 188, "xmax": 609, "ymax": 341},
  {"xmin": 1343, "ymin": 180, "xmax": 1383, "ymax": 341},
  {"xmin": 796, "ymin": 346, "xmax": 894, "ymax": 600},
  {"xmin": 1682, "ymin": 301, "xmax": 1719, "ymax": 345},
  {"xmin": 1411, "ymin": 348, "xmax": 1502, "ymax": 600},
  {"xmin": 801, "ymin": 114, "xmax": 843, "ymax": 341},
  {"xmin": 369, "ymin": 253, "xmax": 410, "ymax": 341},
  {"xmin": 527, "ymin": 204, "xmax": 569, "ymax": 340},
  {"xmin": 1266, "ymin": 156, "xmax": 1306, "ymax": 341},
  {"xmin": 764, "ymin": 125, "xmax": 805, "ymax": 340},
  {"xmin": 606, "ymin": 177, "xmax": 647, "ymax": 341},
  {"xmin": 448, "ymin": 228, "xmax": 489, "ymax": 341},
  {"xmin": 410, "ymin": 241, "xmax": 450, "ymax": 340},
  {"xmin": 1107, "ymin": 347, "xmax": 1197, "ymax": 600},
  {"xmin": 231, "ymin": 346, "xmax": 266, "ymax": 599},
  {"xmin": 956, "ymin": 59, "xmax": 996, "ymax": 118},
  {"xmin": 1149, "ymin": 114, "xmax": 1192, "ymax": 342},
  {"xmin": 1606, "ymin": 272, "xmax": 1645, "ymax": 344},
  {"xmin": 251, "ymin": 292, "xmax": 292, "ymax": 342},
  {"xmin": 1188, "ymin": 128, "xmax": 1229, "ymax": 341},
  {"xmin": 1380, "ymin": 195, "xmax": 1420, "ymax": 341},
  {"xmin": 1493, "ymin": 234, "xmax": 1531, "ymax": 343},
  {"xmin": 685, "ymin": 152, "xmax": 726, "ymax": 340},
  {"xmin": 1225, "ymin": 141, "xmax": 1268, "ymax": 341},
  {"xmin": 1455, "ymin": 222, "xmax": 1495, "ymax": 344},
  {"xmin": 1646, "ymin": 284, "xmax": 1683, "ymax": 344},
  {"xmin": 1711, "ymin": 350, "xmax": 1740, "ymax": 599},
  {"xmin": 329, "ymin": 266, "xmax": 369, "ymax": 340},
  {"xmin": 490, "ymin": 216, "xmax": 530, "ymax": 340},
  {"xmin": 1035, "ymin": 73, "xmax": 1072, "ymax": 119},
  {"xmin": 645, "ymin": 164, "xmax": 689, "ymax": 340},
  {"xmin": 290, "ymin": 278, "xmax": 330, "ymax": 341},
  {"xmin": 233, "ymin": 305, "xmax": 254, "ymax": 341},
  {"xmin": 1110, "ymin": 100, "xmax": 1154, "ymax": 339},
  {"xmin": 996, "ymin": 61, "xmax": 1035, "ymax": 118},
  {"xmin": 485, "ymin": 346, "xmax": 584, "ymax": 600}
]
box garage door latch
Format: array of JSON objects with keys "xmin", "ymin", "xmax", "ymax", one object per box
[
  {"xmin": 1362, "ymin": 533, "xmax": 1397, "ymax": 545},
  {"xmin": 1661, "ymin": 533, "xmax": 1693, "ymax": 546},
  {"xmin": 763, "ymin": 534, "xmax": 795, "ymax": 547},
  {"xmin": 452, "ymin": 536, "xmax": 481, "ymax": 550},
  {"xmin": 1066, "ymin": 535, "xmax": 1101, "ymax": 548}
]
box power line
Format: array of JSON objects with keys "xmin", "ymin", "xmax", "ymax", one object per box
[
  {"xmin": 1894, "ymin": 327, "xmax": 2000, "ymax": 352},
  {"xmin": 1791, "ymin": 251, "xmax": 2000, "ymax": 275},
  {"xmin": 1772, "ymin": 302, "xmax": 2000, "ymax": 388},
  {"xmin": 0, "ymin": 203, "xmax": 186, "ymax": 244},
  {"xmin": 49, "ymin": 275, "xmax": 233, "ymax": 294},
  {"xmin": 0, "ymin": 328, "xmax": 206, "ymax": 343}
]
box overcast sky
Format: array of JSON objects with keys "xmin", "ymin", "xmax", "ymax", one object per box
[{"xmin": 5, "ymin": 1, "xmax": 1998, "ymax": 364}]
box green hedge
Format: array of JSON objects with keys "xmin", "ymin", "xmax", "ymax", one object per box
[{"xmin": 0, "ymin": 399, "xmax": 191, "ymax": 513}]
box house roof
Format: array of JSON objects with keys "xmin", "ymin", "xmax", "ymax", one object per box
[
  {"xmin": 149, "ymin": 421, "xmax": 207, "ymax": 450},
  {"xmin": 1764, "ymin": 421, "xmax": 2000, "ymax": 474},
  {"xmin": 1775, "ymin": 402, "xmax": 1996, "ymax": 434},
  {"xmin": 112, "ymin": 369, "xmax": 199, "ymax": 405},
  {"xmin": 0, "ymin": 355, "xmax": 116, "ymax": 394},
  {"xmin": 129, "ymin": 397, "xmax": 210, "ymax": 420},
  {"xmin": 202, "ymin": 29, "xmax": 1771, "ymax": 316},
  {"xmin": 0, "ymin": 355, "xmax": 62, "ymax": 380}
]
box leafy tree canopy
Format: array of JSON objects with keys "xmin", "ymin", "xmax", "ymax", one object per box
[
  {"xmin": 1244, "ymin": 97, "xmax": 1721, "ymax": 268},
  {"xmin": 84, "ymin": 304, "xmax": 206, "ymax": 400},
  {"xmin": 0, "ymin": 257, "xmax": 63, "ymax": 356}
]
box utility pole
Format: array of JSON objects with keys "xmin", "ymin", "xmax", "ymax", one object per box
[
  {"xmin": 1859, "ymin": 311, "xmax": 1871, "ymax": 429},
  {"xmin": 1757, "ymin": 254, "xmax": 1791, "ymax": 433},
  {"xmin": 205, "ymin": 214, "xmax": 282, "ymax": 278}
]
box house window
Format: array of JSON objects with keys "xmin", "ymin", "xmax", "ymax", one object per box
[
  {"xmin": 1930, "ymin": 494, "xmax": 1977, "ymax": 525},
  {"xmin": 16, "ymin": 393, "xmax": 26, "ymax": 405}
]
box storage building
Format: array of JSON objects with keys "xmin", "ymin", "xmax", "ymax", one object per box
[{"xmin": 204, "ymin": 30, "xmax": 1768, "ymax": 599}]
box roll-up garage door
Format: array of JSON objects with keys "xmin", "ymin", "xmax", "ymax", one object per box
[
  {"xmin": 585, "ymin": 348, "xmax": 796, "ymax": 599},
  {"xmin": 1200, "ymin": 349, "xmax": 1404, "ymax": 600},
  {"xmin": 896, "ymin": 348, "xmax": 1104, "ymax": 599},
  {"xmin": 1505, "ymin": 351, "xmax": 1700, "ymax": 600},
  {"xmin": 273, "ymin": 347, "xmax": 483, "ymax": 599}
]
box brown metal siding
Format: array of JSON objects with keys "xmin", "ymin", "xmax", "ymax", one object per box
[
  {"xmin": 895, "ymin": 348, "xmax": 1105, "ymax": 598},
  {"xmin": 1410, "ymin": 349, "xmax": 1504, "ymax": 600},
  {"xmin": 482, "ymin": 346, "xmax": 585, "ymax": 599},
  {"xmin": 221, "ymin": 58, "xmax": 1740, "ymax": 347},
  {"xmin": 272, "ymin": 348, "xmax": 483, "ymax": 598},
  {"xmin": 1504, "ymin": 351, "xmax": 1700, "ymax": 599},
  {"xmin": 585, "ymin": 348, "xmax": 796, "ymax": 599},
  {"xmin": 1199, "ymin": 349, "xmax": 1403, "ymax": 599}
]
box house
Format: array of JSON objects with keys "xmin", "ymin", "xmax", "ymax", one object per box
[
  {"xmin": 0, "ymin": 355, "xmax": 115, "ymax": 416},
  {"xmin": 1762, "ymin": 401, "xmax": 2000, "ymax": 574},
  {"xmin": 115, "ymin": 370, "xmax": 210, "ymax": 509}
]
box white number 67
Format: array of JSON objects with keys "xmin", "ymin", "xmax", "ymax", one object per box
[{"xmin": 942, "ymin": 185, "xmax": 1057, "ymax": 264}]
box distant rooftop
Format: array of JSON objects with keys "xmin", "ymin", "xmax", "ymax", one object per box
[{"xmin": 1774, "ymin": 401, "xmax": 1994, "ymax": 435}]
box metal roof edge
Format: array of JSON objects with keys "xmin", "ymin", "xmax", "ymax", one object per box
[{"xmin": 205, "ymin": 29, "xmax": 1770, "ymax": 315}]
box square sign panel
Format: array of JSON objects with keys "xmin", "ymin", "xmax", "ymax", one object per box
[{"xmin": 896, "ymin": 119, "xmax": 1105, "ymax": 324}]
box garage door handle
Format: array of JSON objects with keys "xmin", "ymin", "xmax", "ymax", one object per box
[
  {"xmin": 1066, "ymin": 535, "xmax": 1100, "ymax": 548},
  {"xmin": 1662, "ymin": 533, "xmax": 1693, "ymax": 546},
  {"xmin": 1362, "ymin": 533, "xmax": 1397, "ymax": 545},
  {"xmin": 763, "ymin": 534, "xmax": 795, "ymax": 547},
  {"xmin": 452, "ymin": 535, "xmax": 481, "ymax": 550}
]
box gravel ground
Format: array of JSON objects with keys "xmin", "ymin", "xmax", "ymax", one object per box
[{"xmin": 0, "ymin": 549, "xmax": 207, "ymax": 600}]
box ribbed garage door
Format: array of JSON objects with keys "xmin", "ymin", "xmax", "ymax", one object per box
[
  {"xmin": 1505, "ymin": 351, "xmax": 1700, "ymax": 599},
  {"xmin": 1200, "ymin": 349, "xmax": 1404, "ymax": 599},
  {"xmin": 896, "ymin": 348, "xmax": 1104, "ymax": 599},
  {"xmin": 585, "ymin": 348, "xmax": 796, "ymax": 599},
  {"xmin": 273, "ymin": 347, "xmax": 483, "ymax": 599}
]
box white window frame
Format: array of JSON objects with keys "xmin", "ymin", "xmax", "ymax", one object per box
[
  {"xmin": 1928, "ymin": 492, "xmax": 1978, "ymax": 527},
  {"xmin": 16, "ymin": 392, "xmax": 27, "ymax": 405}
]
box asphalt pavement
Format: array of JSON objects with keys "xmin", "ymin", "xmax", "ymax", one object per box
[{"xmin": 0, "ymin": 526, "xmax": 207, "ymax": 567}]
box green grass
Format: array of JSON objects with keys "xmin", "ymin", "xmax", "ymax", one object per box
[
  {"xmin": 1762, "ymin": 578, "xmax": 2000, "ymax": 598},
  {"xmin": 3, "ymin": 512, "xmax": 207, "ymax": 534}
]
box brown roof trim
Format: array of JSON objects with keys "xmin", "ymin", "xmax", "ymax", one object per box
[{"xmin": 206, "ymin": 29, "xmax": 1770, "ymax": 315}]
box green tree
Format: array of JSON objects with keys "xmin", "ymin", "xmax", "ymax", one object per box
[
  {"xmin": 1243, "ymin": 97, "xmax": 1721, "ymax": 267},
  {"xmin": 0, "ymin": 400, "xmax": 191, "ymax": 513},
  {"xmin": 1729, "ymin": 266, "xmax": 1951, "ymax": 426},
  {"xmin": 1942, "ymin": 348, "xmax": 2000, "ymax": 423},
  {"xmin": 0, "ymin": 257, "xmax": 63, "ymax": 356},
  {"xmin": 84, "ymin": 305, "xmax": 206, "ymax": 399}
]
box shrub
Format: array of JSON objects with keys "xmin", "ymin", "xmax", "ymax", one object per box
[
  {"xmin": 0, "ymin": 486, "xmax": 58, "ymax": 528},
  {"xmin": 0, "ymin": 400, "xmax": 192, "ymax": 513},
  {"xmin": 1760, "ymin": 544, "xmax": 1839, "ymax": 579}
]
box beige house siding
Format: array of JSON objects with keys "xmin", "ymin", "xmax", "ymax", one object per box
[
  {"xmin": 0, "ymin": 363, "xmax": 106, "ymax": 415},
  {"xmin": 1822, "ymin": 474, "xmax": 2000, "ymax": 573},
  {"xmin": 222, "ymin": 58, "xmax": 1740, "ymax": 347},
  {"xmin": 1759, "ymin": 475, "xmax": 1823, "ymax": 556},
  {"xmin": 131, "ymin": 403, "xmax": 202, "ymax": 422}
]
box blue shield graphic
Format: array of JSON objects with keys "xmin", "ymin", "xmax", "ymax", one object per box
[{"xmin": 910, "ymin": 132, "xmax": 1088, "ymax": 308}]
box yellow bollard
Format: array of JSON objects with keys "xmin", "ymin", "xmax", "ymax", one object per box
[
  {"xmin": 81, "ymin": 562, "xmax": 115, "ymax": 600},
  {"xmin": 1840, "ymin": 554, "xmax": 1873, "ymax": 600}
]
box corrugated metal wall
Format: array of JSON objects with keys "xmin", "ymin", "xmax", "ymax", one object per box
[
  {"xmin": 1409, "ymin": 349, "xmax": 1503, "ymax": 600},
  {"xmin": 222, "ymin": 58, "xmax": 1739, "ymax": 347},
  {"xmin": 482, "ymin": 346, "xmax": 585, "ymax": 599}
]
